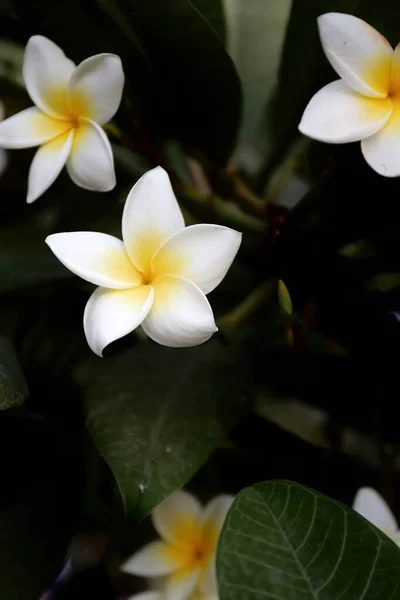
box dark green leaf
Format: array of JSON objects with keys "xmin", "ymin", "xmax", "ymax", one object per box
[
  {"xmin": 85, "ymin": 339, "xmax": 251, "ymax": 519},
  {"xmin": 0, "ymin": 336, "xmax": 28, "ymax": 409},
  {"xmin": 217, "ymin": 480, "xmax": 400, "ymax": 599},
  {"xmin": 105, "ymin": 0, "xmax": 242, "ymax": 164},
  {"xmin": 0, "ymin": 254, "xmax": 72, "ymax": 294},
  {"xmin": 367, "ymin": 272, "xmax": 400, "ymax": 293},
  {"xmin": 190, "ymin": 0, "xmax": 226, "ymax": 42}
]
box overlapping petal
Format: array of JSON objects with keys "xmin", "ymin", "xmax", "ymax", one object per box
[
  {"xmin": 66, "ymin": 54, "xmax": 124, "ymax": 124},
  {"xmin": 45, "ymin": 232, "xmax": 142, "ymax": 288},
  {"xmin": 23, "ymin": 35, "xmax": 75, "ymax": 118},
  {"xmin": 67, "ymin": 119, "xmax": 116, "ymax": 191},
  {"xmin": 298, "ymin": 80, "xmax": 392, "ymax": 143},
  {"xmin": 27, "ymin": 130, "xmax": 74, "ymax": 203},
  {"xmin": 353, "ymin": 487, "xmax": 398, "ymax": 535},
  {"xmin": 361, "ymin": 101, "xmax": 400, "ymax": 176},
  {"xmin": 141, "ymin": 275, "xmax": 217, "ymax": 348},
  {"xmin": 152, "ymin": 224, "xmax": 242, "ymax": 294},
  {"xmin": 122, "ymin": 540, "xmax": 187, "ymax": 577},
  {"xmin": 0, "ymin": 107, "xmax": 72, "ymax": 149},
  {"xmin": 318, "ymin": 13, "xmax": 392, "ymax": 98},
  {"xmin": 152, "ymin": 490, "xmax": 202, "ymax": 548},
  {"xmin": 84, "ymin": 285, "xmax": 154, "ymax": 357},
  {"xmin": 122, "ymin": 167, "xmax": 185, "ymax": 277},
  {"xmin": 165, "ymin": 568, "xmax": 199, "ymax": 600}
]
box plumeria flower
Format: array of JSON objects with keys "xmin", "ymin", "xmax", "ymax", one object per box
[
  {"xmin": 122, "ymin": 489, "xmax": 233, "ymax": 600},
  {"xmin": 46, "ymin": 167, "xmax": 241, "ymax": 356},
  {"xmin": 298, "ymin": 12, "xmax": 400, "ymax": 177},
  {"xmin": 353, "ymin": 487, "xmax": 400, "ymax": 545},
  {"xmin": 0, "ymin": 35, "xmax": 124, "ymax": 202},
  {"xmin": 129, "ymin": 590, "xmax": 217, "ymax": 600}
]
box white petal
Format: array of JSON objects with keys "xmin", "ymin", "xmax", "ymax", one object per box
[
  {"xmin": 67, "ymin": 119, "xmax": 115, "ymax": 191},
  {"xmin": 152, "ymin": 490, "xmax": 202, "ymax": 547},
  {"xmin": 27, "ymin": 129, "xmax": 74, "ymax": 203},
  {"xmin": 142, "ymin": 275, "xmax": 217, "ymax": 348},
  {"xmin": 128, "ymin": 594, "xmax": 162, "ymax": 600},
  {"xmin": 353, "ymin": 487, "xmax": 398, "ymax": 535},
  {"xmin": 298, "ymin": 80, "xmax": 392, "ymax": 143},
  {"xmin": 0, "ymin": 107, "xmax": 72, "ymax": 149},
  {"xmin": 198, "ymin": 560, "xmax": 217, "ymax": 598},
  {"xmin": 121, "ymin": 541, "xmax": 187, "ymax": 577},
  {"xmin": 165, "ymin": 568, "xmax": 199, "ymax": 600},
  {"xmin": 84, "ymin": 285, "xmax": 154, "ymax": 356},
  {"xmin": 23, "ymin": 35, "xmax": 75, "ymax": 119},
  {"xmin": 361, "ymin": 101, "xmax": 400, "ymax": 176},
  {"xmin": 122, "ymin": 167, "xmax": 185, "ymax": 276},
  {"xmin": 152, "ymin": 224, "xmax": 242, "ymax": 294},
  {"xmin": 66, "ymin": 54, "xmax": 124, "ymax": 125},
  {"xmin": 318, "ymin": 13, "xmax": 392, "ymax": 98},
  {"xmin": 45, "ymin": 232, "xmax": 142, "ymax": 288}
]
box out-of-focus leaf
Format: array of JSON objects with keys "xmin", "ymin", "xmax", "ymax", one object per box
[
  {"xmin": 0, "ymin": 254, "xmax": 72, "ymax": 294},
  {"xmin": 191, "ymin": 0, "xmax": 226, "ymax": 42},
  {"xmin": 278, "ymin": 278, "xmax": 292, "ymax": 316},
  {"xmin": 0, "ymin": 40, "xmax": 24, "ymax": 87},
  {"xmin": 367, "ymin": 273, "xmax": 400, "ymax": 293},
  {"xmin": 217, "ymin": 480, "xmax": 400, "ymax": 600},
  {"xmin": 85, "ymin": 339, "xmax": 251, "ymax": 519},
  {"xmin": 104, "ymin": 0, "xmax": 242, "ymax": 164},
  {"xmin": 224, "ymin": 0, "xmax": 291, "ymax": 167},
  {"xmin": 0, "ymin": 336, "xmax": 28, "ymax": 410},
  {"xmin": 339, "ymin": 239, "xmax": 377, "ymax": 259}
]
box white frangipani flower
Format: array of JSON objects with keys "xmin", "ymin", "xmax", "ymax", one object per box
[
  {"xmin": 122, "ymin": 489, "xmax": 233, "ymax": 600},
  {"xmin": 299, "ymin": 12, "xmax": 400, "ymax": 177},
  {"xmin": 353, "ymin": 487, "xmax": 400, "ymax": 545},
  {"xmin": 46, "ymin": 167, "xmax": 241, "ymax": 356},
  {"xmin": 0, "ymin": 35, "xmax": 124, "ymax": 202}
]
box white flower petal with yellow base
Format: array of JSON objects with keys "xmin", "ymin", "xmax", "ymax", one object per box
[
  {"xmin": 152, "ymin": 490, "xmax": 202, "ymax": 548},
  {"xmin": 84, "ymin": 285, "xmax": 154, "ymax": 356},
  {"xmin": 66, "ymin": 120, "xmax": 116, "ymax": 191},
  {"xmin": 23, "ymin": 35, "xmax": 75, "ymax": 119},
  {"xmin": 361, "ymin": 102, "xmax": 400, "ymax": 176},
  {"xmin": 27, "ymin": 130, "xmax": 74, "ymax": 203},
  {"xmin": 45, "ymin": 231, "xmax": 142, "ymax": 288},
  {"xmin": 122, "ymin": 166, "xmax": 185, "ymax": 275},
  {"xmin": 122, "ymin": 540, "xmax": 188, "ymax": 577},
  {"xmin": 318, "ymin": 13, "xmax": 392, "ymax": 98},
  {"xmin": 0, "ymin": 107, "xmax": 72, "ymax": 149},
  {"xmin": 165, "ymin": 568, "xmax": 199, "ymax": 600},
  {"xmin": 152, "ymin": 224, "xmax": 242, "ymax": 295},
  {"xmin": 141, "ymin": 275, "xmax": 217, "ymax": 348},
  {"xmin": 298, "ymin": 80, "xmax": 392, "ymax": 143},
  {"xmin": 66, "ymin": 54, "xmax": 124, "ymax": 125},
  {"xmin": 353, "ymin": 487, "xmax": 398, "ymax": 537}
]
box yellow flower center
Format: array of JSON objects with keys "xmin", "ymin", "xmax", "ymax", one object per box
[
  {"xmin": 43, "ymin": 83, "xmax": 92, "ymax": 126},
  {"xmin": 172, "ymin": 519, "xmax": 218, "ymax": 572}
]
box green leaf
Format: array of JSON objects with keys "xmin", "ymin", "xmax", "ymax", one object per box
[
  {"xmin": 339, "ymin": 239, "xmax": 377, "ymax": 259},
  {"xmin": 106, "ymin": 0, "xmax": 242, "ymax": 164},
  {"xmin": 85, "ymin": 339, "xmax": 251, "ymax": 519},
  {"xmin": 0, "ymin": 336, "xmax": 28, "ymax": 410},
  {"xmin": 0, "ymin": 254, "xmax": 72, "ymax": 294},
  {"xmin": 278, "ymin": 279, "xmax": 292, "ymax": 316},
  {"xmin": 191, "ymin": 0, "xmax": 226, "ymax": 42},
  {"xmin": 217, "ymin": 480, "xmax": 400, "ymax": 599},
  {"xmin": 367, "ymin": 272, "xmax": 400, "ymax": 293}
]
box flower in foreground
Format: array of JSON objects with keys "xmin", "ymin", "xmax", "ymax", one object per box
[
  {"xmin": 122, "ymin": 490, "xmax": 233, "ymax": 600},
  {"xmin": 353, "ymin": 487, "xmax": 400, "ymax": 545},
  {"xmin": 299, "ymin": 12, "xmax": 400, "ymax": 177},
  {"xmin": 0, "ymin": 35, "xmax": 124, "ymax": 202},
  {"xmin": 46, "ymin": 167, "xmax": 241, "ymax": 355}
]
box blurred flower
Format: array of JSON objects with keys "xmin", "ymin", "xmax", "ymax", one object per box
[
  {"xmin": 353, "ymin": 487, "xmax": 400, "ymax": 545},
  {"xmin": 46, "ymin": 167, "xmax": 241, "ymax": 355},
  {"xmin": 122, "ymin": 489, "xmax": 233, "ymax": 600},
  {"xmin": 299, "ymin": 12, "xmax": 400, "ymax": 177},
  {"xmin": 0, "ymin": 102, "xmax": 7, "ymax": 176},
  {"xmin": 0, "ymin": 35, "xmax": 124, "ymax": 202}
]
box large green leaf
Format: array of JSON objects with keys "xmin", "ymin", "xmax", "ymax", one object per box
[
  {"xmin": 217, "ymin": 480, "xmax": 400, "ymax": 599},
  {"xmin": 0, "ymin": 336, "xmax": 28, "ymax": 409},
  {"xmin": 0, "ymin": 254, "xmax": 72, "ymax": 294},
  {"xmin": 84, "ymin": 339, "xmax": 251, "ymax": 519},
  {"xmin": 266, "ymin": 0, "xmax": 400, "ymax": 171},
  {"xmin": 104, "ymin": 0, "xmax": 242, "ymax": 164}
]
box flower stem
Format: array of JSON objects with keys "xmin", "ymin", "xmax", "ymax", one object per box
[{"xmin": 218, "ymin": 280, "xmax": 276, "ymax": 336}]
